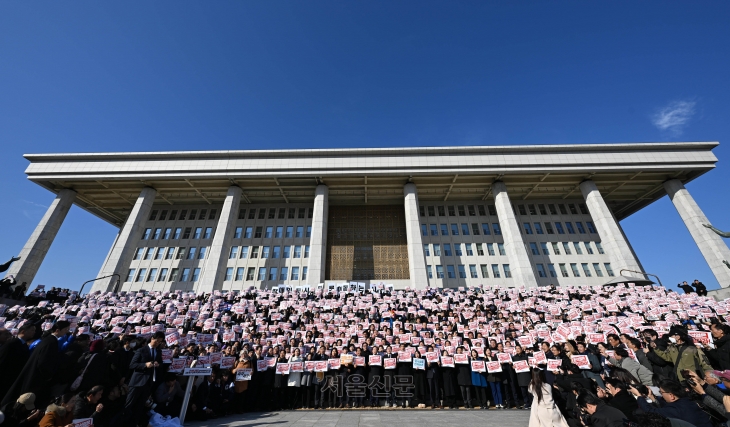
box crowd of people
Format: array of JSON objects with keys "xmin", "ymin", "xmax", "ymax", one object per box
[{"xmin": 0, "ymin": 281, "xmax": 729, "ymax": 427}]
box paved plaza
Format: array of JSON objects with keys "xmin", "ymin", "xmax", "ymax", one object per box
[{"xmin": 186, "ymin": 409, "xmax": 531, "ymax": 427}]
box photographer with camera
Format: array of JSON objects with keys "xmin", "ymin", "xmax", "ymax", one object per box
[
  {"xmin": 629, "ymin": 379, "xmax": 713, "ymax": 427},
  {"xmin": 648, "ymin": 328, "xmax": 713, "ymax": 382},
  {"xmin": 575, "ymin": 390, "xmax": 626, "ymax": 427},
  {"xmin": 683, "ymin": 369, "xmax": 730, "ymax": 423},
  {"xmin": 707, "ymin": 323, "xmax": 730, "ymax": 371},
  {"xmin": 601, "ymin": 347, "xmax": 654, "ymax": 386}
]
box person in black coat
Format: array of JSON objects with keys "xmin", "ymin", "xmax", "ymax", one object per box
[
  {"xmin": 0, "ymin": 324, "xmax": 34, "ymax": 401},
  {"xmin": 76, "ymin": 340, "xmax": 111, "ymax": 393},
  {"xmin": 577, "ymin": 391, "xmax": 628, "ymax": 427},
  {"xmin": 440, "ymin": 349, "xmax": 458, "ymax": 408},
  {"xmin": 678, "ymin": 282, "xmax": 695, "ymax": 294},
  {"xmin": 122, "ymin": 331, "xmax": 164, "ymax": 427},
  {"xmin": 190, "ymin": 372, "xmax": 217, "ymax": 420},
  {"xmin": 367, "ymin": 347, "xmax": 384, "ymax": 407},
  {"xmin": 2, "ymin": 321, "xmax": 70, "ymax": 409},
  {"xmin": 708, "ymin": 323, "xmax": 730, "ymax": 370},
  {"xmin": 692, "ymin": 280, "xmax": 708, "ymax": 296},
  {"xmin": 411, "ymin": 351, "xmax": 427, "ymax": 407},
  {"xmin": 603, "ymin": 378, "xmax": 637, "ymax": 421},
  {"xmin": 382, "ymin": 346, "xmax": 397, "ymax": 407},
  {"xmin": 395, "ymin": 345, "xmax": 413, "ymax": 408},
  {"xmin": 425, "ymin": 346, "xmax": 441, "ymax": 408},
  {"xmin": 110, "ymin": 336, "xmax": 137, "ymax": 385},
  {"xmin": 454, "ymin": 347, "xmax": 472, "ymax": 408},
  {"xmin": 512, "ymin": 346, "xmax": 532, "ymax": 408}
]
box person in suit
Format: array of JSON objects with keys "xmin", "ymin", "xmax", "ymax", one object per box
[
  {"xmin": 0, "ymin": 324, "xmax": 35, "ymax": 401},
  {"xmin": 123, "ymin": 331, "xmax": 164, "ymax": 427},
  {"xmin": 1, "ymin": 321, "xmax": 70, "ymax": 409}
]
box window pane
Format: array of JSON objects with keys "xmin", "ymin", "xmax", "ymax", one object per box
[{"xmin": 480, "ymin": 264, "xmax": 489, "ymax": 278}]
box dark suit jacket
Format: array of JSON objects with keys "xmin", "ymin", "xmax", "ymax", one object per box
[
  {"xmin": 128, "ymin": 345, "xmax": 164, "ymax": 388},
  {"xmin": 1, "ymin": 334, "xmax": 59, "ymax": 407},
  {"xmin": 607, "ymin": 389, "xmax": 638, "ymax": 421},
  {"xmin": 0, "ymin": 338, "xmax": 30, "ymax": 399}
]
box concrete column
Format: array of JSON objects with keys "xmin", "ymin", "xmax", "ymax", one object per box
[
  {"xmin": 580, "ymin": 180, "xmax": 643, "ymax": 275},
  {"xmin": 5, "ymin": 189, "xmax": 76, "ymax": 288},
  {"xmin": 197, "ymin": 186, "xmax": 242, "ymax": 293},
  {"xmin": 492, "ymin": 182, "xmax": 539, "ymax": 287},
  {"xmin": 403, "ymin": 183, "xmax": 428, "ymax": 289},
  {"xmin": 664, "ymin": 179, "xmax": 730, "ymax": 287},
  {"xmin": 307, "ymin": 185, "xmax": 328, "ymax": 284},
  {"xmin": 92, "ymin": 187, "xmax": 156, "ymax": 293}
]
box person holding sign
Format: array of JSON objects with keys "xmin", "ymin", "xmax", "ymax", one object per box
[
  {"xmin": 367, "ymin": 348, "xmax": 384, "ymax": 408},
  {"xmin": 470, "ymin": 349, "xmax": 489, "ymax": 409},
  {"xmin": 512, "ymin": 345, "xmax": 533, "ymax": 409},
  {"xmin": 485, "ymin": 349, "xmax": 505, "ymax": 409},
  {"xmin": 396, "ymin": 344, "xmax": 412, "ymax": 408},
  {"xmin": 440, "ymin": 350, "xmax": 458, "ymax": 409},
  {"xmin": 425, "ymin": 346, "xmax": 442, "ymax": 409},
  {"xmin": 323, "ymin": 348, "xmax": 341, "ymax": 409},
  {"xmin": 300, "ymin": 353, "xmax": 316, "ymax": 409},
  {"xmin": 232, "ymin": 353, "xmax": 252, "ymax": 413},
  {"xmin": 286, "ymin": 348, "xmax": 302, "ymax": 410},
  {"xmin": 412, "ymin": 351, "xmax": 427, "ymax": 408},
  {"xmin": 273, "ymin": 350, "xmax": 289, "ymax": 410},
  {"xmin": 454, "ymin": 347, "xmax": 473, "ymax": 409}
]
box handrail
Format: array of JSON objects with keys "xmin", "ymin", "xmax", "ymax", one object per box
[{"xmin": 619, "ymin": 269, "xmax": 662, "ymax": 287}]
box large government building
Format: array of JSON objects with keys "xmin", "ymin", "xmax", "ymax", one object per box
[{"xmin": 6, "ymin": 142, "xmax": 730, "ymax": 293}]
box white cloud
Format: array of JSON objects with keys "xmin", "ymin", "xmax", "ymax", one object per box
[
  {"xmin": 652, "ymin": 100, "xmax": 696, "ymax": 136},
  {"xmin": 21, "ymin": 200, "xmax": 48, "ymax": 209}
]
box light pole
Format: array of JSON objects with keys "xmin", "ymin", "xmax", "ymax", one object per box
[{"xmin": 79, "ymin": 273, "xmax": 120, "ymax": 295}]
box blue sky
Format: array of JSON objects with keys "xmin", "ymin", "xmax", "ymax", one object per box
[{"xmin": 1, "ymin": 2, "xmax": 729, "ymax": 291}]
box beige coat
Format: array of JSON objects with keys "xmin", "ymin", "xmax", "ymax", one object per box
[{"xmin": 528, "ymin": 383, "xmax": 570, "ymax": 427}]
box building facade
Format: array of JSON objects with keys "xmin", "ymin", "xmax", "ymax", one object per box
[{"xmin": 6, "ymin": 142, "xmax": 730, "ymax": 293}]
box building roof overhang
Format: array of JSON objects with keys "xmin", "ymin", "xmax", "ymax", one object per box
[{"xmin": 22, "ymin": 141, "xmax": 720, "ymax": 226}]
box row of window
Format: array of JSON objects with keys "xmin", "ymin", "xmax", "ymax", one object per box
[
  {"xmin": 142, "ymin": 227, "xmax": 213, "ymax": 241},
  {"xmin": 233, "ymin": 225, "xmax": 311, "ymax": 239},
  {"xmin": 149, "ymin": 209, "xmax": 217, "ymax": 222},
  {"xmin": 224, "ymin": 266, "xmax": 308, "ymax": 282},
  {"xmin": 516, "ymin": 203, "xmax": 589, "ymax": 216},
  {"xmin": 421, "ymin": 221, "xmax": 596, "ymax": 238},
  {"xmin": 424, "ymin": 262, "xmax": 615, "ymax": 280},
  {"xmin": 536, "ymin": 262, "xmax": 615, "ymax": 278},
  {"xmin": 425, "ymin": 242, "xmax": 506, "ymax": 257},
  {"xmin": 134, "ymin": 246, "xmax": 208, "ymax": 261},
  {"xmin": 420, "ymin": 205, "xmax": 496, "ymax": 217},
  {"xmin": 228, "ymin": 245, "xmax": 309, "ymax": 259},
  {"xmin": 528, "ymin": 241, "xmax": 604, "ymax": 256},
  {"xmin": 419, "ymin": 202, "xmax": 589, "ymax": 218},
  {"xmin": 238, "ymin": 207, "xmax": 313, "ymax": 220},
  {"xmin": 125, "ymin": 265, "xmax": 311, "ymax": 284},
  {"xmin": 133, "ymin": 244, "xmax": 312, "ymax": 262},
  {"xmin": 422, "ymin": 223, "xmax": 502, "ymax": 237},
  {"xmin": 423, "ymin": 241, "xmax": 603, "ymax": 258},
  {"xmin": 522, "ymin": 221, "xmax": 595, "ymax": 235},
  {"xmin": 427, "ymin": 264, "xmax": 512, "ymax": 279},
  {"xmin": 126, "ymin": 267, "xmax": 200, "ymax": 283}
]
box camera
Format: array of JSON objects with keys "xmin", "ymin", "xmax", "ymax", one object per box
[{"xmin": 144, "ymin": 398, "xmax": 157, "ymax": 410}]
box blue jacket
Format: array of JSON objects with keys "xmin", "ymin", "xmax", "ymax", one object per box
[
  {"xmin": 637, "ymin": 396, "xmax": 713, "ymax": 427},
  {"xmin": 470, "ymin": 358, "xmax": 488, "ymax": 387}
]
